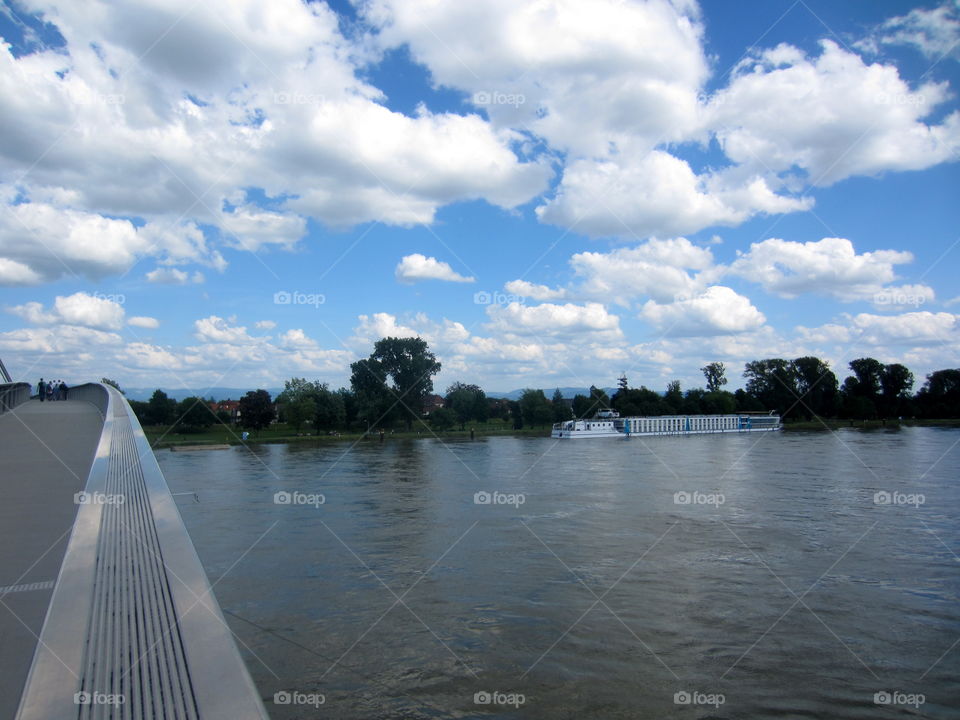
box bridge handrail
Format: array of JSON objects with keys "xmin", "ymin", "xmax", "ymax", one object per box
[
  {"xmin": 16, "ymin": 383, "xmax": 268, "ymax": 719},
  {"xmin": 0, "ymin": 382, "xmax": 31, "ymax": 415}
]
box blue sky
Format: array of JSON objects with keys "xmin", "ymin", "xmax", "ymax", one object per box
[{"xmin": 0, "ymin": 0, "xmax": 958, "ymax": 394}]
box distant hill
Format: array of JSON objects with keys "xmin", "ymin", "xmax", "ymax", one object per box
[
  {"xmin": 486, "ymin": 387, "xmax": 618, "ymax": 401},
  {"xmin": 121, "ymin": 387, "xmax": 283, "ymax": 402}
]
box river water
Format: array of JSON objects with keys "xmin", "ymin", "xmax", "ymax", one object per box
[{"xmin": 157, "ymin": 427, "xmax": 960, "ymax": 719}]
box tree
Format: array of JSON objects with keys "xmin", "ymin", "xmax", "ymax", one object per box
[
  {"xmin": 101, "ymin": 377, "xmax": 124, "ymax": 394},
  {"xmin": 337, "ymin": 387, "xmax": 358, "ymax": 429},
  {"xmin": 313, "ymin": 385, "xmax": 345, "ymax": 432},
  {"xmin": 701, "ymin": 362, "xmax": 727, "ymax": 393},
  {"xmin": 175, "ymin": 396, "xmax": 215, "ymax": 433},
  {"xmin": 552, "ymin": 389, "xmax": 572, "ymax": 422},
  {"xmin": 519, "ymin": 389, "xmax": 553, "ymax": 427},
  {"xmin": 880, "ymin": 363, "xmax": 914, "ymax": 417},
  {"xmin": 743, "ymin": 359, "xmax": 798, "ymax": 417},
  {"xmin": 285, "ymin": 397, "xmax": 316, "ymax": 433},
  {"xmin": 612, "ymin": 386, "xmax": 671, "ymax": 416},
  {"xmin": 429, "ymin": 407, "xmax": 457, "ymax": 431},
  {"xmin": 509, "ymin": 400, "xmax": 524, "ymax": 429},
  {"xmin": 445, "ymin": 382, "xmax": 488, "ymax": 429},
  {"xmin": 239, "ymin": 390, "xmax": 275, "ymax": 433},
  {"xmin": 145, "ymin": 389, "xmax": 177, "ymax": 426},
  {"xmin": 915, "ymin": 369, "xmax": 960, "ymax": 418},
  {"xmin": 589, "ymin": 385, "xmax": 610, "ymax": 412},
  {"xmin": 792, "ymin": 356, "xmax": 839, "ymax": 419},
  {"xmin": 351, "ymin": 337, "xmax": 441, "ymax": 430},
  {"xmin": 664, "ymin": 381, "xmax": 683, "ymax": 413},
  {"xmin": 841, "ymin": 357, "xmax": 885, "ymax": 419},
  {"xmin": 571, "ymin": 394, "xmax": 591, "ymax": 418},
  {"xmin": 350, "ymin": 357, "xmax": 394, "ymax": 429}
]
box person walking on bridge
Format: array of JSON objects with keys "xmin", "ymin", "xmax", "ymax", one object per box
[
  {"xmin": 59, "ymin": 381, "xmax": 68, "ymax": 400},
  {"xmin": 37, "ymin": 378, "xmax": 45, "ymax": 402}
]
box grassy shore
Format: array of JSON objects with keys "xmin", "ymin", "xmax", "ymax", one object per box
[
  {"xmin": 143, "ymin": 419, "xmax": 549, "ymax": 449},
  {"xmin": 143, "ymin": 417, "xmax": 960, "ymax": 448}
]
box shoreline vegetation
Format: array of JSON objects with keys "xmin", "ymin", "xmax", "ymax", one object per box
[
  {"xmin": 121, "ymin": 340, "xmax": 959, "ymax": 449},
  {"xmin": 143, "ymin": 417, "xmax": 960, "ymax": 450}
]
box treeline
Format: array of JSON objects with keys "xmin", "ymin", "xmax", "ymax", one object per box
[{"xmin": 128, "ymin": 338, "xmax": 960, "ymax": 433}]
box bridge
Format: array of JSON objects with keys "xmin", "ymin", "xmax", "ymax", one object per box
[{"xmin": 0, "ymin": 379, "xmax": 268, "ymax": 719}]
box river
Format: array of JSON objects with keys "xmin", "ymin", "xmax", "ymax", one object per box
[{"xmin": 158, "ymin": 427, "xmax": 960, "ymax": 719}]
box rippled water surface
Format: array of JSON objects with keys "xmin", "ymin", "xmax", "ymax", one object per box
[{"xmin": 158, "ymin": 427, "xmax": 960, "ymax": 719}]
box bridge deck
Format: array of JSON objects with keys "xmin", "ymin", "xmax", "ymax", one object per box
[
  {"xmin": 0, "ymin": 400, "xmax": 104, "ymax": 720},
  {"xmin": 0, "ymin": 386, "xmax": 266, "ymax": 720}
]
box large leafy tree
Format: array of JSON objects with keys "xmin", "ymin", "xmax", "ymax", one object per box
[
  {"xmin": 743, "ymin": 359, "xmax": 799, "ymax": 417},
  {"xmin": 571, "ymin": 393, "xmax": 592, "ymax": 418},
  {"xmin": 916, "ymin": 369, "xmax": 960, "ymax": 418},
  {"xmin": 519, "ymin": 388, "xmax": 553, "ymax": 427},
  {"xmin": 351, "ymin": 336, "xmax": 441, "ymax": 430},
  {"xmin": 880, "ymin": 363, "xmax": 914, "ymax": 417},
  {"xmin": 700, "ymin": 362, "xmax": 727, "ymax": 393},
  {"xmin": 445, "ymin": 381, "xmax": 488, "ymax": 429},
  {"xmin": 175, "ymin": 396, "xmax": 215, "ymax": 432},
  {"xmin": 146, "ymin": 389, "xmax": 177, "ymax": 426},
  {"xmin": 552, "ymin": 388, "xmax": 572, "ymax": 422},
  {"xmin": 792, "ymin": 356, "xmax": 839, "ymax": 419},
  {"xmin": 239, "ymin": 389, "xmax": 275, "ymax": 433}
]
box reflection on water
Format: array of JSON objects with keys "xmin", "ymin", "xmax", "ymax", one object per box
[{"xmin": 158, "ymin": 428, "xmax": 960, "ymax": 719}]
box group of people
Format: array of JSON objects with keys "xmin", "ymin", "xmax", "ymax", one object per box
[{"xmin": 37, "ymin": 378, "xmax": 68, "ymax": 402}]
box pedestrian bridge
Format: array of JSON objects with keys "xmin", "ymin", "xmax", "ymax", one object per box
[{"xmin": 0, "ymin": 382, "xmax": 268, "ymax": 719}]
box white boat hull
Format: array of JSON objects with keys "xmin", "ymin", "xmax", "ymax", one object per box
[{"xmin": 551, "ymin": 414, "xmax": 781, "ymax": 439}]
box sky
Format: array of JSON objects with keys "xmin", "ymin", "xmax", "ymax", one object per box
[{"xmin": 0, "ymin": 0, "xmax": 958, "ymax": 395}]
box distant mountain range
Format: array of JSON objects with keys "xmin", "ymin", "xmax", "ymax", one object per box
[
  {"xmin": 484, "ymin": 387, "xmax": 619, "ymax": 401},
  {"xmin": 121, "ymin": 386, "xmax": 617, "ymax": 402},
  {"xmin": 121, "ymin": 387, "xmax": 284, "ymax": 402}
]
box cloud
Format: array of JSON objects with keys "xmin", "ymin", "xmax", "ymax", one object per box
[
  {"xmin": 193, "ymin": 315, "xmax": 259, "ymax": 345},
  {"xmin": 8, "ymin": 291, "xmax": 125, "ymax": 330},
  {"xmin": 503, "ymin": 280, "xmax": 566, "ymax": 301},
  {"xmin": 395, "ymin": 253, "xmax": 475, "ymax": 284},
  {"xmin": 639, "ymin": 286, "xmax": 766, "ymax": 337},
  {"xmin": 569, "ymin": 237, "xmax": 717, "ymax": 305},
  {"xmin": 219, "ymin": 206, "xmax": 307, "ymax": 251},
  {"xmin": 537, "ymin": 149, "xmax": 812, "ymax": 239},
  {"xmin": 729, "ymin": 237, "xmax": 926, "ymax": 301},
  {"xmin": 485, "ymin": 301, "xmax": 622, "ymax": 340},
  {"xmin": 127, "ymin": 316, "xmax": 159, "ymax": 329},
  {"xmin": 146, "ymin": 267, "xmax": 205, "ymax": 284},
  {"xmin": 861, "ymin": 2, "xmax": 960, "ymax": 61},
  {"xmin": 710, "ymin": 40, "xmax": 960, "ymax": 185},
  {"xmin": 254, "ymin": 320, "xmax": 277, "ymax": 330}
]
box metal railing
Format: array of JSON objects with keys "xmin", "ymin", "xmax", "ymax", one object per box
[
  {"xmin": 16, "ymin": 383, "xmax": 268, "ymax": 719},
  {"xmin": 0, "ymin": 382, "xmax": 31, "ymax": 415}
]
